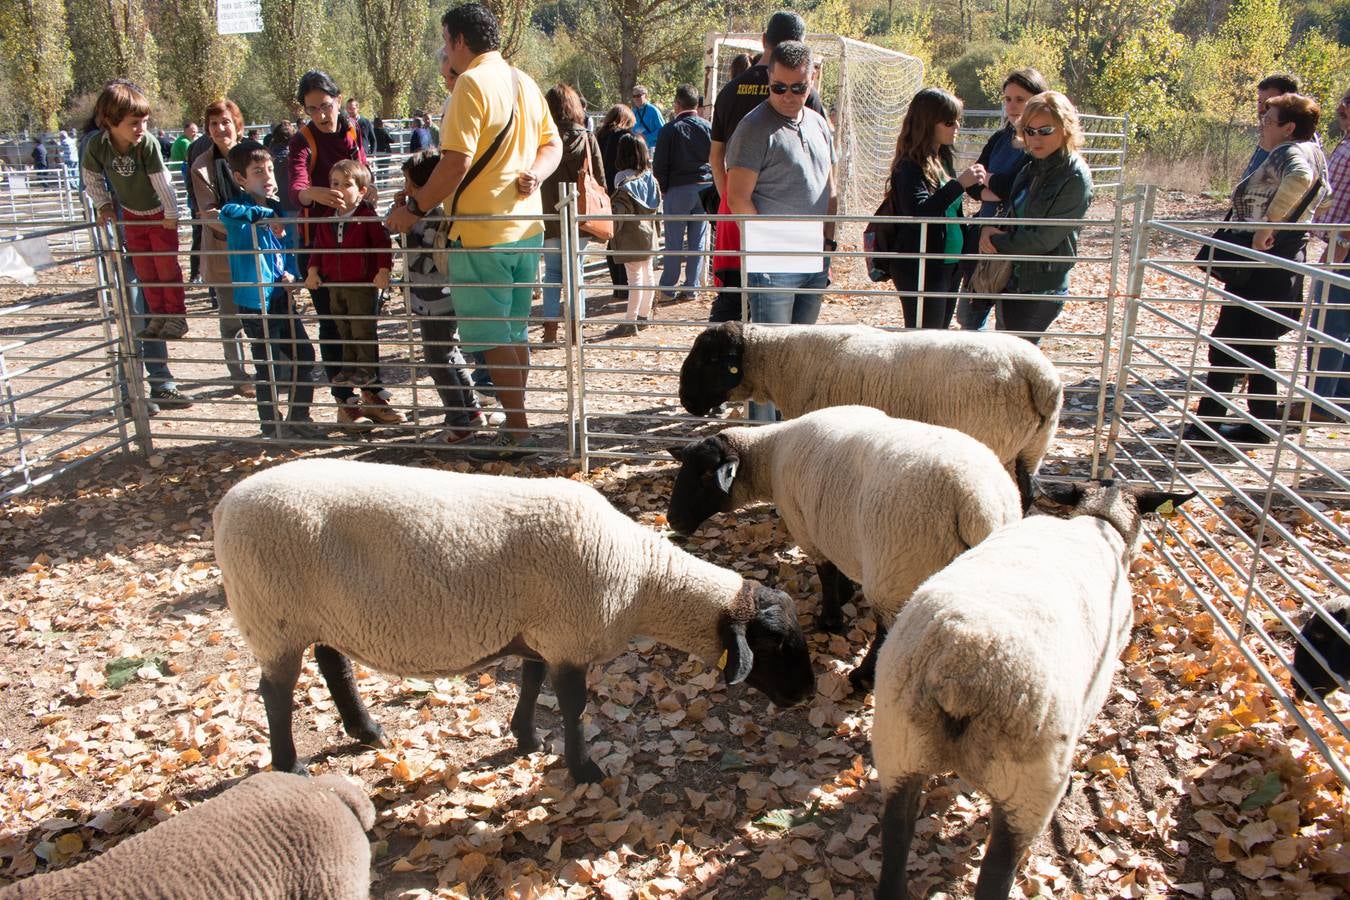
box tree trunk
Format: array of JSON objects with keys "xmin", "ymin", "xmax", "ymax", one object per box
[{"xmin": 379, "ymin": 84, "xmax": 399, "ymax": 119}]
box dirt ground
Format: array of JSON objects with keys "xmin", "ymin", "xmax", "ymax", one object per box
[{"xmin": 1, "ymin": 191, "xmax": 1348, "ymax": 899}]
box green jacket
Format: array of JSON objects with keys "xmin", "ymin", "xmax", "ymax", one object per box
[{"xmin": 988, "ymin": 149, "xmax": 1093, "ymax": 293}]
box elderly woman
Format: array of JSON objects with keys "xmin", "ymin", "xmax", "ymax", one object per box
[
  {"xmin": 1186, "ymin": 93, "xmax": 1330, "ymax": 445},
  {"xmin": 957, "ymin": 67, "xmax": 1049, "ymax": 331},
  {"xmin": 189, "ymin": 98, "xmax": 251, "ymax": 397},
  {"xmin": 977, "ymin": 90, "xmax": 1093, "ymax": 345},
  {"xmin": 539, "ymin": 83, "xmax": 603, "ymax": 344}
]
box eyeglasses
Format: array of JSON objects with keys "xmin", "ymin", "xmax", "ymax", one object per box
[
  {"xmin": 1020, "ymin": 124, "xmax": 1057, "ymax": 137},
  {"xmin": 304, "ymin": 98, "xmax": 338, "ymax": 117},
  {"xmin": 770, "ymin": 81, "xmax": 810, "ymax": 95}
]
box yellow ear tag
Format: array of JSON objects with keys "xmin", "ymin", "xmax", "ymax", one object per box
[
  {"xmin": 717, "ymin": 650, "xmax": 729, "ymax": 670},
  {"xmin": 728, "ymin": 366, "xmax": 739, "ymax": 374},
  {"xmin": 1158, "ymin": 499, "xmax": 1176, "ymax": 518}
]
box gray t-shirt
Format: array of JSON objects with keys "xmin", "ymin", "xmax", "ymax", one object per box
[{"xmin": 724, "ymin": 102, "xmax": 834, "ymax": 217}]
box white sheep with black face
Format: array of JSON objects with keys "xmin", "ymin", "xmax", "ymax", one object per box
[
  {"xmin": 677, "ymin": 322, "xmax": 1063, "ymax": 508},
  {"xmin": 0, "ymin": 773, "xmax": 374, "ymax": 900},
  {"xmin": 872, "ymin": 480, "xmax": 1194, "ymax": 900},
  {"xmin": 667, "ymin": 407, "xmax": 1022, "ymax": 691},
  {"xmin": 213, "ymin": 459, "xmax": 815, "ymax": 784}
]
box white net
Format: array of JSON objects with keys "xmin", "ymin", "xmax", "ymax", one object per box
[{"xmin": 704, "ymin": 32, "xmax": 925, "ymax": 216}]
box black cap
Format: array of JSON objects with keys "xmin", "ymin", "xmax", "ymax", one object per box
[{"xmin": 764, "ymin": 10, "xmax": 805, "ymax": 46}]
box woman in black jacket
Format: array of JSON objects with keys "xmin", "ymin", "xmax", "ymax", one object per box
[
  {"xmin": 886, "ymin": 88, "xmax": 987, "ymax": 329},
  {"xmin": 957, "ymin": 67, "xmax": 1048, "ymax": 331},
  {"xmin": 597, "ymin": 104, "xmax": 636, "ymax": 300}
]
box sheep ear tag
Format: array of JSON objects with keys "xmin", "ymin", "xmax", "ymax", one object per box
[{"xmin": 715, "ymin": 460, "xmax": 738, "ymax": 494}]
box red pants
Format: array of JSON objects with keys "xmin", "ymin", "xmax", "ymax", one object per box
[{"xmin": 122, "ymin": 209, "xmax": 186, "ymax": 315}]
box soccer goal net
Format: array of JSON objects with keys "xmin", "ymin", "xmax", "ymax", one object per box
[{"xmin": 704, "ymin": 33, "xmax": 925, "ymax": 217}]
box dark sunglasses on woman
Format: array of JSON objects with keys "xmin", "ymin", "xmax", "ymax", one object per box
[
  {"xmin": 1021, "ymin": 124, "xmax": 1057, "ymax": 137},
  {"xmin": 770, "ymin": 81, "xmax": 810, "ymax": 95}
]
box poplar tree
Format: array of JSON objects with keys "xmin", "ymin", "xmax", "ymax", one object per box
[
  {"xmin": 66, "ymin": 0, "xmax": 158, "ymax": 98},
  {"xmin": 0, "ymin": 0, "xmax": 74, "ymax": 131},
  {"xmin": 155, "ymin": 0, "xmax": 247, "ymax": 123},
  {"xmin": 255, "ymin": 0, "xmax": 325, "ymax": 114},
  {"xmin": 355, "ymin": 0, "xmax": 430, "ymax": 116}
]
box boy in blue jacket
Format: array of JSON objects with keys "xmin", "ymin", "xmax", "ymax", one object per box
[{"xmin": 219, "ymin": 140, "xmax": 324, "ymax": 440}]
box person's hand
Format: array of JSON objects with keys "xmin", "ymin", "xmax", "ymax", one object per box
[
  {"xmin": 386, "ymin": 204, "xmax": 419, "ymax": 235},
  {"xmin": 979, "ymin": 226, "xmax": 1004, "ymax": 254},
  {"xmin": 304, "ymin": 269, "xmax": 321, "ymax": 290},
  {"xmin": 957, "ymin": 164, "xmax": 988, "ymax": 189},
  {"xmin": 269, "ymin": 222, "xmax": 285, "ymax": 238},
  {"xmin": 373, "ymin": 268, "xmax": 390, "ymax": 291},
  {"xmin": 280, "ymin": 271, "xmax": 295, "ymax": 284},
  {"xmin": 1252, "ymin": 228, "xmax": 1275, "ymax": 252},
  {"xmin": 96, "ymin": 205, "xmax": 115, "ymax": 226},
  {"xmin": 301, "ymin": 186, "xmax": 345, "ymax": 209},
  {"xmin": 162, "ymin": 217, "xmax": 178, "ymax": 232},
  {"xmin": 517, "ymin": 169, "xmax": 540, "ymax": 196}
]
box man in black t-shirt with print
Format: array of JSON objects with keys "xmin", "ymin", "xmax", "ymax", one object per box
[{"xmin": 708, "ymin": 10, "xmax": 828, "ymax": 321}]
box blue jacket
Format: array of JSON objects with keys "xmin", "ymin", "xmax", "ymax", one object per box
[
  {"xmin": 653, "ymin": 111, "xmax": 712, "ymax": 192},
  {"xmin": 219, "ymin": 197, "xmax": 300, "ymax": 311},
  {"xmin": 632, "ymin": 103, "xmax": 664, "ymax": 150}
]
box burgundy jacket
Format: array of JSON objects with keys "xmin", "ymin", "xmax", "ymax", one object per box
[{"xmin": 308, "ymin": 203, "xmax": 392, "ymax": 283}]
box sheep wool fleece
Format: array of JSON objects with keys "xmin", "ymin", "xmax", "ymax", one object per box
[
  {"xmin": 873, "ymin": 511, "xmax": 1134, "ymax": 842},
  {"xmin": 0, "ymin": 773, "xmax": 374, "ymax": 899},
  {"xmin": 215, "ymin": 460, "xmax": 750, "ymax": 677},
  {"xmin": 734, "ymin": 324, "xmax": 1062, "ymax": 472},
  {"xmin": 719, "ymin": 406, "xmax": 1020, "ymax": 619}
]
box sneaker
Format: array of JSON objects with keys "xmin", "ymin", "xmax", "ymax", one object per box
[
  {"xmin": 282, "ymin": 420, "xmax": 329, "ymax": 440},
  {"xmin": 233, "ymin": 382, "xmax": 256, "ymax": 399},
  {"xmin": 135, "ymin": 319, "xmax": 162, "ymax": 340},
  {"xmin": 655, "ymin": 290, "xmax": 676, "ymax": 305},
  {"xmin": 676, "ymin": 290, "xmax": 696, "ymax": 301},
  {"xmin": 331, "ymin": 369, "xmax": 354, "ymax": 386},
  {"xmin": 157, "ymin": 316, "xmax": 189, "ymax": 340},
  {"xmin": 440, "ymin": 409, "xmax": 506, "ymax": 444},
  {"xmin": 468, "ymin": 431, "xmax": 540, "ymax": 462},
  {"xmin": 336, "ymin": 399, "xmax": 370, "ymax": 428},
  {"xmin": 360, "ymin": 390, "xmax": 404, "ymax": 425},
  {"xmin": 348, "ymin": 370, "xmax": 373, "ymax": 387},
  {"xmin": 149, "ymin": 386, "xmax": 193, "ymax": 409},
  {"xmin": 607, "ymin": 322, "xmax": 638, "ymax": 339}
]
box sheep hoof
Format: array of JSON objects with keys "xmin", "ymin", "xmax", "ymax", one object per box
[
  {"xmin": 817, "ymin": 613, "xmax": 845, "ymax": 635},
  {"xmin": 570, "ymin": 759, "xmax": 605, "ymax": 784},
  {"xmin": 273, "ymin": 758, "xmax": 309, "ymax": 776},
  {"xmin": 352, "ymin": 724, "xmax": 387, "ymax": 748},
  {"xmin": 848, "ymin": 667, "xmax": 874, "ymax": 695},
  {"xmin": 513, "ymin": 732, "xmax": 540, "ymax": 755}
]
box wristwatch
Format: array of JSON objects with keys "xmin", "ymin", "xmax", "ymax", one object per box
[
  {"xmin": 404, "ymin": 194, "xmax": 427, "ymax": 218},
  {"xmin": 823, "ymin": 238, "xmax": 838, "ymax": 252}
]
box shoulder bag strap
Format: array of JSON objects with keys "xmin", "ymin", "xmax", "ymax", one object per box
[{"xmin": 449, "ymin": 69, "xmax": 520, "ymax": 219}]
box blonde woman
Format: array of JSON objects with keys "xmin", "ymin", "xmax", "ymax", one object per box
[{"xmin": 977, "ymin": 90, "xmax": 1093, "ymax": 344}]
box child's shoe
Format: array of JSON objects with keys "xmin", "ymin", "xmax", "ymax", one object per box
[
  {"xmin": 135, "ymin": 318, "xmax": 162, "ymax": 340},
  {"xmin": 360, "ymin": 389, "xmax": 404, "ymax": 425},
  {"xmin": 158, "ymin": 316, "xmax": 189, "ymax": 340},
  {"xmin": 336, "ymin": 398, "xmax": 370, "ymax": 429},
  {"xmin": 348, "ymin": 369, "xmax": 373, "ymax": 387},
  {"xmin": 331, "ymin": 369, "xmax": 354, "ymax": 386}
]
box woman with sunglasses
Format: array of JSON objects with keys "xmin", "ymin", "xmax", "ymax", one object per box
[
  {"xmin": 956, "ymin": 67, "xmax": 1049, "ymax": 331},
  {"xmin": 885, "ymin": 87, "xmax": 987, "ymax": 329},
  {"xmin": 977, "ymin": 90, "xmax": 1093, "ymax": 345}
]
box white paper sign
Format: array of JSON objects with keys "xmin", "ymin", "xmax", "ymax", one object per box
[
  {"xmin": 218, "ymin": 0, "xmax": 262, "ymax": 34},
  {"xmin": 742, "ymin": 219, "xmax": 824, "ymax": 273}
]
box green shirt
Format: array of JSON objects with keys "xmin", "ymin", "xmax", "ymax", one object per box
[
  {"xmin": 943, "ymin": 176, "xmax": 964, "ymax": 261},
  {"xmin": 81, "ymin": 131, "xmax": 178, "ymax": 215},
  {"xmin": 170, "ymin": 135, "xmax": 191, "ymax": 163}
]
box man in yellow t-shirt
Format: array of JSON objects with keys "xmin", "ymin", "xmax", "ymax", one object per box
[{"xmin": 388, "ymin": 2, "xmax": 561, "ymax": 460}]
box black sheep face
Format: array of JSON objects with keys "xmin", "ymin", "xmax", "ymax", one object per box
[
  {"xmin": 741, "ymin": 585, "xmax": 815, "ymax": 708},
  {"xmin": 667, "ymin": 436, "xmax": 739, "ymax": 535},
  {"xmin": 679, "ymin": 322, "xmax": 746, "ymax": 416},
  {"xmin": 1293, "ymin": 605, "xmax": 1350, "ymax": 702}
]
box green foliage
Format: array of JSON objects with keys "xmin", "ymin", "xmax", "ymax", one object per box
[
  {"xmin": 154, "ymin": 0, "xmax": 247, "ymax": 124},
  {"xmin": 356, "ymin": 0, "xmax": 431, "ymax": 118},
  {"xmin": 66, "ymin": 0, "xmax": 158, "ymax": 99},
  {"xmin": 1089, "ymin": 4, "xmax": 1191, "ymax": 140},
  {"xmin": 0, "ymin": 0, "xmax": 74, "ymax": 131},
  {"xmin": 254, "ymin": 0, "xmax": 325, "ymax": 116},
  {"xmin": 574, "ymin": 0, "xmax": 719, "ymax": 100},
  {"xmin": 876, "ymin": 10, "xmax": 953, "ymax": 92},
  {"xmin": 1282, "ymin": 29, "xmax": 1350, "ymax": 110},
  {"xmin": 945, "ymin": 41, "xmax": 1003, "ymax": 108},
  {"xmin": 484, "ymin": 0, "xmax": 537, "ymax": 60},
  {"xmin": 976, "ymin": 24, "xmax": 1066, "ymax": 101}
]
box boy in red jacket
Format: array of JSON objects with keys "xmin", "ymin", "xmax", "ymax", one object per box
[{"xmin": 304, "ymin": 160, "xmax": 398, "ymax": 418}]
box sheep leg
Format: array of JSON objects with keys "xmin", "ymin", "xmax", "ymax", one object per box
[
  {"xmin": 816, "ymin": 561, "xmax": 854, "ymax": 634},
  {"xmin": 875, "ymin": 775, "xmax": 924, "ymax": 900},
  {"xmin": 849, "ymin": 620, "xmax": 888, "ymax": 693},
  {"xmin": 550, "ymin": 663, "xmax": 604, "ymax": 784},
  {"xmin": 313, "ymin": 644, "xmax": 386, "ymax": 748},
  {"xmin": 973, "ymin": 804, "xmax": 1028, "ymax": 900},
  {"xmin": 510, "ymin": 658, "xmax": 546, "ymax": 754},
  {"xmin": 258, "ymin": 654, "xmax": 305, "ymax": 775}
]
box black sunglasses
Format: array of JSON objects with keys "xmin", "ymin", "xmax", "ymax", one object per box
[{"xmin": 770, "ymin": 81, "xmax": 810, "ymax": 95}]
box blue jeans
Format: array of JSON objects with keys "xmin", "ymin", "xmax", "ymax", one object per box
[
  {"xmin": 541, "ymin": 236, "xmax": 589, "ymax": 319},
  {"xmin": 127, "ymin": 270, "xmax": 175, "ymax": 391},
  {"xmin": 996, "ymin": 286, "xmax": 1068, "ymax": 346},
  {"xmin": 659, "ymin": 183, "xmax": 710, "ymax": 291},
  {"xmin": 1308, "ymin": 279, "xmax": 1350, "ymax": 401},
  {"xmin": 746, "ymin": 268, "xmax": 828, "ymax": 421}
]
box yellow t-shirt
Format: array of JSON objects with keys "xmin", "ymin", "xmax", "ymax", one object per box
[{"xmin": 441, "ymin": 51, "xmax": 558, "ymax": 248}]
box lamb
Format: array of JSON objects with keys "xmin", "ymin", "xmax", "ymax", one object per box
[
  {"xmin": 667, "ymin": 406, "xmax": 1022, "ymax": 690},
  {"xmin": 1292, "ymin": 595, "xmax": 1350, "ymax": 702},
  {"xmin": 677, "ymin": 321, "xmax": 1064, "ymax": 507},
  {"xmin": 213, "ymin": 459, "xmax": 814, "ymax": 784},
  {"xmin": 0, "ymin": 772, "xmax": 374, "ymax": 899},
  {"xmin": 872, "ymin": 480, "xmax": 1194, "ymax": 900}
]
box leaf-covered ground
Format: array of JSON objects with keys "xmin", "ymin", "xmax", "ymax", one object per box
[{"xmin": 1, "ymin": 442, "xmax": 1347, "ymax": 899}]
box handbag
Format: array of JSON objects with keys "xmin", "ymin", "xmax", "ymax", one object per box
[
  {"xmin": 1195, "ymin": 176, "xmax": 1325, "ymax": 288},
  {"xmin": 968, "ymin": 204, "xmax": 1015, "ymax": 295},
  {"xmin": 577, "ymin": 137, "xmax": 614, "ymax": 241},
  {"xmin": 862, "ymin": 190, "xmax": 899, "ymax": 283}
]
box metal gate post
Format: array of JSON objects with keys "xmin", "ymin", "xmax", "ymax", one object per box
[
  {"xmin": 1103, "ymin": 184, "xmax": 1155, "ymax": 478},
  {"xmin": 98, "ymin": 218, "xmax": 155, "ymax": 457},
  {"xmin": 560, "ymin": 185, "xmax": 584, "ymax": 466}
]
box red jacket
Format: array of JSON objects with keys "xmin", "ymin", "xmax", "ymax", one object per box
[{"xmin": 309, "ymin": 203, "xmax": 392, "ymax": 283}]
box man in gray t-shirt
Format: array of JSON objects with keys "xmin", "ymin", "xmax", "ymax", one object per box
[{"xmin": 724, "ymin": 39, "xmax": 837, "ymax": 422}]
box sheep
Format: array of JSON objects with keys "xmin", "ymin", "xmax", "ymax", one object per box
[
  {"xmin": 1292, "ymin": 595, "xmax": 1350, "ymax": 702},
  {"xmin": 667, "ymin": 406, "xmax": 1022, "ymax": 691},
  {"xmin": 872, "ymin": 480, "xmax": 1194, "ymax": 900},
  {"xmin": 677, "ymin": 321, "xmax": 1064, "ymax": 508},
  {"xmin": 0, "ymin": 772, "xmax": 374, "ymax": 899},
  {"xmin": 213, "ymin": 459, "xmax": 814, "ymax": 784}
]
